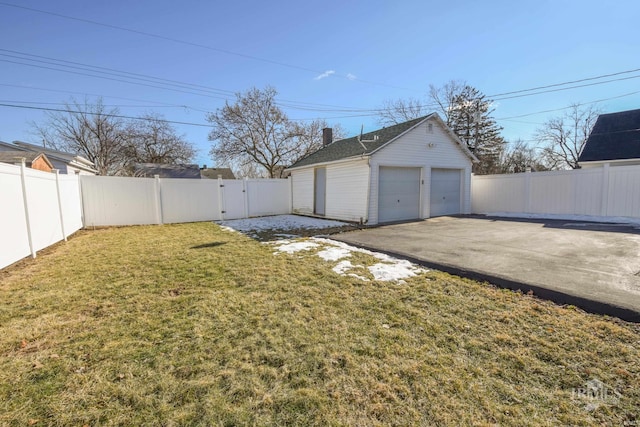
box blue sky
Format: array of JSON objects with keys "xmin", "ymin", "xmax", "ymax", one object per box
[{"xmin": 1, "ymin": 0, "xmax": 639, "ymax": 167}]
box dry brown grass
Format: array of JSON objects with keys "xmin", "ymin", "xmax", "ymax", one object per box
[{"xmin": 0, "ymin": 222, "xmax": 638, "ymax": 426}]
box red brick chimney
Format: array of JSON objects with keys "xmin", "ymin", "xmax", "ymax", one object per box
[{"xmin": 322, "ymin": 128, "xmax": 333, "ymax": 147}]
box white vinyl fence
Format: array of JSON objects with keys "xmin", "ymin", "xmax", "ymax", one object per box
[
  {"xmin": 80, "ymin": 175, "xmax": 292, "ymax": 227},
  {"xmin": 1, "ymin": 162, "xmax": 82, "ymax": 269},
  {"xmin": 472, "ymin": 164, "xmax": 640, "ymax": 219}
]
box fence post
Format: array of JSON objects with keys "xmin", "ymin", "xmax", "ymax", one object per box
[
  {"xmin": 243, "ymin": 177, "xmax": 249, "ymax": 218},
  {"xmin": 54, "ymin": 169, "xmax": 67, "ymax": 241},
  {"xmin": 154, "ymin": 175, "xmax": 163, "ymax": 225},
  {"xmin": 600, "ymin": 163, "xmax": 610, "ymax": 217},
  {"xmin": 288, "ymin": 176, "xmax": 293, "ymax": 214},
  {"xmin": 19, "ymin": 159, "xmax": 36, "ymax": 259},
  {"xmin": 524, "ymin": 168, "xmax": 532, "ymax": 213},
  {"xmin": 217, "ymin": 175, "xmax": 225, "ymax": 220}
]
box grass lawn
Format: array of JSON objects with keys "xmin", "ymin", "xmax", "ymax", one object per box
[{"xmin": 0, "ymin": 222, "xmax": 638, "ymax": 426}]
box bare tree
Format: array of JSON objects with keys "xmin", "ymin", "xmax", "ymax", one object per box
[
  {"xmin": 428, "ymin": 80, "xmax": 467, "ymax": 126},
  {"xmin": 535, "ymin": 104, "xmax": 600, "ymax": 169},
  {"xmin": 32, "ymin": 98, "xmax": 128, "ymax": 175},
  {"xmin": 125, "ymin": 113, "xmax": 195, "ymax": 165},
  {"xmin": 207, "ymin": 86, "xmax": 343, "ymax": 178},
  {"xmin": 377, "ymin": 97, "xmax": 427, "ymax": 127},
  {"xmin": 499, "ymin": 139, "xmax": 550, "ymax": 173},
  {"xmin": 376, "ymin": 80, "xmax": 506, "ymax": 174}
]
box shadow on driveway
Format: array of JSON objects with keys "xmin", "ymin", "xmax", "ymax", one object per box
[{"xmin": 334, "ymin": 215, "xmax": 640, "ymax": 322}]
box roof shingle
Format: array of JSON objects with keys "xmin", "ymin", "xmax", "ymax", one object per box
[
  {"xmin": 289, "ymin": 115, "xmax": 432, "ymax": 169},
  {"xmin": 579, "ymin": 108, "xmax": 640, "ymax": 163}
]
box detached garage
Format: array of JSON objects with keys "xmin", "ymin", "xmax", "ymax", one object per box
[{"xmin": 287, "ymin": 114, "xmax": 477, "ymax": 225}]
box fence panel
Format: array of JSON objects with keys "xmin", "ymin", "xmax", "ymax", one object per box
[
  {"xmin": 80, "ymin": 176, "xmax": 292, "ymax": 226},
  {"xmin": 160, "ymin": 179, "xmax": 221, "ymax": 223},
  {"xmin": 1, "ymin": 164, "xmax": 83, "ymax": 270},
  {"xmin": 0, "ymin": 164, "xmax": 31, "ymax": 268},
  {"xmin": 571, "ymin": 169, "xmax": 604, "ymax": 216},
  {"xmin": 24, "ymin": 168, "xmax": 64, "ymax": 251},
  {"xmin": 608, "ymin": 165, "xmax": 640, "ymax": 217},
  {"xmin": 471, "ymin": 165, "xmax": 640, "ymax": 221},
  {"xmin": 58, "ymin": 174, "xmax": 84, "ymax": 235},
  {"xmin": 471, "ymin": 174, "xmax": 526, "ymax": 213},
  {"xmin": 81, "ymin": 176, "xmax": 159, "ymax": 226},
  {"xmin": 247, "ymin": 179, "xmax": 291, "ymax": 217}
]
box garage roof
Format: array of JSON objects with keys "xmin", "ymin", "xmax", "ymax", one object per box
[
  {"xmin": 289, "ymin": 115, "xmax": 433, "ymax": 169},
  {"xmin": 289, "ymin": 113, "xmax": 476, "ymax": 170}
]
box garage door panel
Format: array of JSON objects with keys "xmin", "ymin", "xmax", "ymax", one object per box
[
  {"xmin": 378, "ymin": 167, "xmax": 421, "ymax": 223},
  {"xmin": 430, "ymin": 169, "xmax": 461, "ymax": 217}
]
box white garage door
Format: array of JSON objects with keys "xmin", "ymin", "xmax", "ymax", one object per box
[
  {"xmin": 378, "ymin": 166, "xmax": 421, "ymax": 223},
  {"xmin": 430, "ymin": 169, "xmax": 461, "ymax": 217}
]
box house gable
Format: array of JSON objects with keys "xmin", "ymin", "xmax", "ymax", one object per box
[
  {"xmin": 367, "ymin": 117, "xmax": 474, "ymax": 224},
  {"xmin": 0, "ymin": 150, "xmax": 53, "ymax": 172},
  {"xmin": 288, "ymin": 114, "xmax": 476, "ymax": 171},
  {"xmin": 0, "ymin": 140, "xmax": 97, "ymax": 174},
  {"xmin": 579, "ymin": 108, "xmax": 640, "ymax": 164}
]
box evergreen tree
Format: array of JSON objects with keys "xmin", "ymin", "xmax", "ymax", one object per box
[{"xmin": 445, "ymin": 85, "xmax": 506, "ymax": 174}]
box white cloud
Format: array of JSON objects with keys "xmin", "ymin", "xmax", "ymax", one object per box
[
  {"xmin": 314, "ymin": 70, "xmax": 335, "ymax": 80},
  {"xmin": 346, "ymin": 73, "xmax": 357, "ymax": 81}
]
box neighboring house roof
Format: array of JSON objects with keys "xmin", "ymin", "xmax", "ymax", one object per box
[
  {"xmin": 0, "ymin": 150, "xmax": 50, "ymax": 166},
  {"xmin": 579, "ymin": 108, "xmax": 640, "ymax": 163},
  {"xmin": 134, "ymin": 163, "xmax": 202, "ymax": 179},
  {"xmin": 0, "ymin": 140, "xmax": 98, "ymax": 174},
  {"xmin": 288, "ymin": 114, "xmax": 476, "ymax": 170},
  {"xmin": 200, "ymin": 167, "xmax": 236, "ymax": 179}
]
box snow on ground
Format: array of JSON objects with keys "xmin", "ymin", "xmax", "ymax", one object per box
[
  {"xmin": 317, "ymin": 246, "xmax": 352, "ymax": 261},
  {"xmin": 368, "ymin": 260, "xmax": 423, "ymax": 282},
  {"xmin": 217, "ymin": 214, "xmax": 425, "ymax": 283},
  {"xmin": 275, "ymin": 241, "xmax": 320, "ymax": 254},
  {"xmin": 217, "ymin": 215, "xmax": 348, "ymax": 234},
  {"xmin": 271, "ymin": 237, "xmax": 426, "ymax": 283},
  {"xmin": 486, "ymin": 212, "xmax": 640, "ymax": 227}
]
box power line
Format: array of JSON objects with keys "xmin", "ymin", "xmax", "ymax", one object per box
[
  {"xmin": 0, "ymin": 49, "xmax": 236, "ymax": 96},
  {"xmin": 0, "ymin": 82, "xmax": 211, "ymax": 112},
  {"xmin": 492, "ymin": 74, "xmax": 640, "ymax": 101},
  {"xmin": 0, "ymin": 50, "xmax": 375, "ymax": 112},
  {"xmin": 0, "ymin": 99, "xmax": 189, "ymax": 109},
  {"xmin": 0, "ymin": 58, "xmax": 234, "ymax": 101},
  {"xmin": 0, "ymin": 1, "xmax": 416, "ymax": 92},
  {"xmin": 0, "ymin": 102, "xmax": 213, "ymax": 127},
  {"xmin": 490, "ymin": 67, "xmax": 640, "ymax": 97},
  {"xmin": 496, "ymin": 90, "xmax": 640, "ymax": 120}
]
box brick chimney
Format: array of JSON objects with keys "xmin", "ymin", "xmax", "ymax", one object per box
[{"xmin": 322, "ymin": 127, "xmax": 333, "ymax": 147}]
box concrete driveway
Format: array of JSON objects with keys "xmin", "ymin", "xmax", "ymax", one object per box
[{"xmin": 334, "ymin": 215, "xmax": 640, "ymax": 322}]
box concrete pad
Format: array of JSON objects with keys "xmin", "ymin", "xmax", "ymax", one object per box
[{"xmin": 334, "ymin": 215, "xmax": 640, "ymax": 322}]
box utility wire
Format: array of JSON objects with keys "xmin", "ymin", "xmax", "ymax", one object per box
[
  {"xmin": 491, "ymin": 68, "xmax": 640, "ymax": 97},
  {"xmin": 0, "ymin": 1, "xmax": 416, "ymax": 91},
  {"xmin": 0, "ymin": 103, "xmax": 213, "ymax": 127},
  {"xmin": 0, "ymin": 50, "xmax": 374, "ymax": 112},
  {"xmin": 496, "ymin": 90, "xmax": 640, "ymax": 120},
  {"xmin": 0, "ymin": 82, "xmax": 212, "ymax": 113}
]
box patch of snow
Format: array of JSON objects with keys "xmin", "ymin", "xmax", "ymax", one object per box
[
  {"xmin": 274, "ymin": 241, "xmax": 319, "ymax": 254},
  {"xmin": 219, "ymin": 225, "xmax": 238, "ymax": 233},
  {"xmin": 368, "ymin": 261, "xmax": 425, "ymax": 282},
  {"xmin": 317, "ymin": 247, "xmax": 351, "ymax": 261},
  {"xmin": 314, "ymin": 237, "xmax": 427, "ymax": 282},
  {"xmin": 217, "ymin": 215, "xmax": 348, "ymax": 233},
  {"xmin": 485, "ymin": 212, "xmax": 640, "ymax": 227},
  {"xmin": 332, "ymin": 260, "xmax": 356, "ymax": 275}
]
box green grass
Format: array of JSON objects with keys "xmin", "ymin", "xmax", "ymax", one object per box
[{"xmin": 0, "ymin": 222, "xmax": 638, "ymax": 426}]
